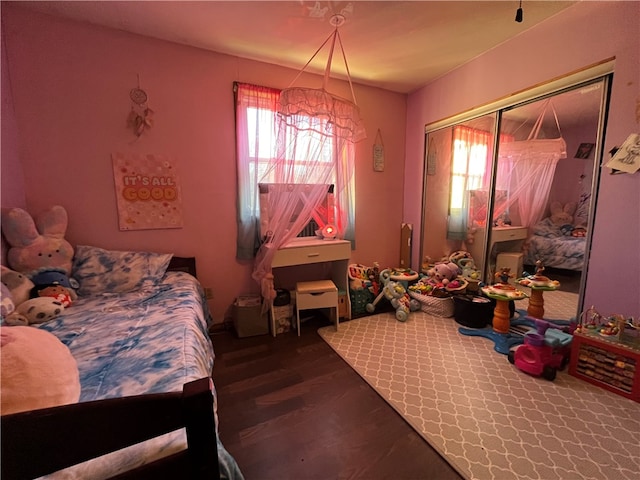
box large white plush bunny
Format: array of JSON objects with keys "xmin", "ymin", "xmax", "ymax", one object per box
[
  {"xmin": 549, "ymin": 201, "xmax": 577, "ymax": 226},
  {"xmin": 1, "ymin": 205, "xmax": 74, "ymax": 275}
]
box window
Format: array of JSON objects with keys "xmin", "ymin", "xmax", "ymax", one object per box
[
  {"xmin": 450, "ymin": 126, "xmax": 492, "ymax": 209},
  {"xmin": 234, "ymin": 82, "xmax": 355, "ymax": 260}
]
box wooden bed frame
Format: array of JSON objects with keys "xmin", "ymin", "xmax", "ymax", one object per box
[
  {"xmin": 1, "ymin": 256, "xmax": 222, "ymax": 479},
  {"xmin": 1, "ymin": 377, "xmax": 220, "ymax": 480},
  {"xmin": 168, "ymin": 256, "xmax": 197, "ymax": 278}
]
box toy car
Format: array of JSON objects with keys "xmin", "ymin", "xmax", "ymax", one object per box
[{"xmin": 507, "ymin": 317, "xmax": 573, "ymax": 381}]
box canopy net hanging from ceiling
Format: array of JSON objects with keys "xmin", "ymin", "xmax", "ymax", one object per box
[{"xmin": 277, "ymin": 18, "xmax": 367, "ymax": 144}]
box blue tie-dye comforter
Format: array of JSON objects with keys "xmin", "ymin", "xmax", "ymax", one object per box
[{"xmin": 37, "ymin": 271, "xmax": 243, "ymax": 480}]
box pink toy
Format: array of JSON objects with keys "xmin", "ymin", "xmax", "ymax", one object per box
[{"xmin": 508, "ymin": 317, "xmax": 573, "ymax": 381}]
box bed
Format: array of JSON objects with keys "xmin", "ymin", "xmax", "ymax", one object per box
[
  {"xmin": 523, "ymin": 217, "xmax": 587, "ymax": 271},
  {"xmin": 1, "ymin": 249, "xmax": 243, "ymax": 480}
]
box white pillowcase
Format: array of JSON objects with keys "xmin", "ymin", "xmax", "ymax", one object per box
[{"xmin": 72, "ymin": 245, "xmax": 173, "ymax": 296}]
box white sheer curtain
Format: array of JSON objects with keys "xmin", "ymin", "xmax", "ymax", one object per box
[{"xmin": 494, "ymin": 100, "xmax": 567, "ymax": 227}]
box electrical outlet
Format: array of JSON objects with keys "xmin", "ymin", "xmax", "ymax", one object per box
[{"xmin": 204, "ymin": 287, "xmax": 214, "ymax": 300}]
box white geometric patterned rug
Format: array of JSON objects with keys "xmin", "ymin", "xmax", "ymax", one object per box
[{"xmin": 318, "ymin": 301, "xmax": 640, "ymax": 480}]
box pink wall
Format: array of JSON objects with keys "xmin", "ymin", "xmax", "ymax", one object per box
[
  {"xmin": 0, "ymin": 5, "xmax": 407, "ymax": 323},
  {"xmin": 405, "ymin": 1, "xmax": 640, "ymax": 317}
]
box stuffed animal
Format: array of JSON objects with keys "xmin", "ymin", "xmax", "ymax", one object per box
[
  {"xmin": 1, "ymin": 326, "xmax": 80, "ymax": 415},
  {"xmin": 1, "ymin": 205, "xmax": 74, "ymax": 275},
  {"xmin": 29, "ymin": 268, "xmax": 78, "ymax": 303},
  {"xmin": 431, "ymin": 262, "xmax": 460, "ymax": 286},
  {"xmin": 1, "ymin": 283, "xmax": 15, "ymax": 321},
  {"xmin": 1, "ymin": 265, "xmax": 34, "ymax": 307},
  {"xmin": 1, "ymin": 266, "xmax": 65, "ymax": 325},
  {"xmin": 31, "ymin": 285, "xmax": 73, "ymax": 308},
  {"xmin": 549, "ymin": 201, "xmax": 577, "ymax": 227},
  {"xmin": 6, "ymin": 297, "xmax": 65, "ymax": 326}
]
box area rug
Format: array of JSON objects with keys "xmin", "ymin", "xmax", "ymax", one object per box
[{"xmin": 318, "ymin": 301, "xmax": 640, "ymax": 480}]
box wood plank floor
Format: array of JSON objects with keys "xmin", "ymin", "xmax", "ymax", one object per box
[{"xmin": 211, "ymin": 317, "xmax": 463, "ymax": 480}]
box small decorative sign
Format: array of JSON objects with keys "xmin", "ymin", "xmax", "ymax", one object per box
[
  {"xmin": 112, "ymin": 152, "xmax": 184, "ymax": 230},
  {"xmin": 373, "ymin": 129, "xmax": 384, "ymax": 172}
]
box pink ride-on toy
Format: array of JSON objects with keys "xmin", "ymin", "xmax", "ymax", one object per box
[{"xmin": 507, "ymin": 317, "xmax": 572, "ymax": 381}]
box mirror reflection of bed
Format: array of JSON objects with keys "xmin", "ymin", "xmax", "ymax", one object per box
[{"xmin": 421, "ymin": 76, "xmax": 609, "ymax": 322}]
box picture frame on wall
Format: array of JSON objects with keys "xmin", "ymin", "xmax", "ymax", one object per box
[{"xmin": 575, "ymin": 142, "xmax": 595, "ymax": 159}]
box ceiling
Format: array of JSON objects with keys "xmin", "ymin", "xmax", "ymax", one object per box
[{"xmin": 10, "ymin": 0, "xmax": 578, "ymax": 94}]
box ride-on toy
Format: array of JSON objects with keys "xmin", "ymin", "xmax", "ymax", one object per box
[{"xmin": 508, "ymin": 317, "xmax": 573, "ymax": 381}]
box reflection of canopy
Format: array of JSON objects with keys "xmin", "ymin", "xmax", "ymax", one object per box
[{"xmin": 495, "ymin": 100, "xmax": 567, "ymax": 227}]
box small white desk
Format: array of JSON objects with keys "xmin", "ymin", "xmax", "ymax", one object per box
[
  {"xmin": 270, "ymin": 238, "xmax": 351, "ymax": 336},
  {"xmin": 469, "ymin": 226, "xmax": 528, "ymax": 283}
]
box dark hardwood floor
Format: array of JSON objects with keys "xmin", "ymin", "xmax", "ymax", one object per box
[{"xmin": 211, "ymin": 317, "xmax": 463, "ymax": 480}]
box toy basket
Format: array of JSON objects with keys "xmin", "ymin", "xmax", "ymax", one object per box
[
  {"xmin": 350, "ymin": 288, "xmax": 374, "ymax": 316},
  {"xmin": 408, "ymin": 291, "xmax": 455, "ymax": 318}
]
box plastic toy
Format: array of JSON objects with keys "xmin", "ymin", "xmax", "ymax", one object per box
[
  {"xmin": 508, "ymin": 317, "xmax": 573, "ymax": 381},
  {"xmin": 366, "ymin": 269, "xmax": 420, "ymax": 322}
]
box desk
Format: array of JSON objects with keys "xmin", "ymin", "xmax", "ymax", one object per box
[
  {"xmin": 468, "ymin": 226, "xmax": 528, "ymax": 284},
  {"xmin": 270, "ymin": 238, "xmax": 351, "ymax": 336}
]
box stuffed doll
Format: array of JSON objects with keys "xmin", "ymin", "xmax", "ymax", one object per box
[
  {"xmin": 549, "ymin": 201, "xmax": 577, "ymax": 227},
  {"xmin": 1, "ymin": 266, "xmax": 65, "ymax": 325},
  {"xmin": 30, "ymin": 268, "xmax": 78, "ymax": 303},
  {"xmin": 1, "ymin": 326, "xmax": 80, "ymax": 415},
  {"xmin": 1, "ymin": 265, "xmax": 34, "ymax": 307},
  {"xmin": 431, "ymin": 262, "xmax": 460, "ymax": 286},
  {"xmin": 31, "ymin": 284, "xmax": 73, "ymax": 308},
  {"xmin": 6, "ymin": 297, "xmax": 65, "ymax": 326},
  {"xmin": 1, "ymin": 205, "xmax": 74, "ymax": 275}
]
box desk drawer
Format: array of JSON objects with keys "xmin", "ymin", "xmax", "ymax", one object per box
[
  {"xmin": 492, "ymin": 227, "xmax": 527, "ymax": 242},
  {"xmin": 273, "ymin": 241, "xmax": 350, "ymax": 267}
]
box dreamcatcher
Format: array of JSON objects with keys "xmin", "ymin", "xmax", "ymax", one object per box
[{"xmin": 127, "ymin": 75, "xmax": 154, "ymax": 137}]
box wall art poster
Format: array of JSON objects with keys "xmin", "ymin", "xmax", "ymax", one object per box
[
  {"xmin": 111, "ymin": 152, "xmax": 184, "ymax": 230},
  {"xmin": 604, "ymin": 133, "xmax": 640, "ymax": 174}
]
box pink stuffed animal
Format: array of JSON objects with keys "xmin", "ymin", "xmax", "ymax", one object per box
[
  {"xmin": 431, "ymin": 262, "xmax": 460, "ymax": 286},
  {"xmin": 1, "ymin": 205, "xmax": 74, "ymax": 275}
]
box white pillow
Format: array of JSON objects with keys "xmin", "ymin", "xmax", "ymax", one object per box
[{"xmin": 72, "ymin": 245, "xmax": 172, "ymax": 296}]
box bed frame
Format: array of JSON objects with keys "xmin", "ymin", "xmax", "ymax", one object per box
[
  {"xmin": 168, "ymin": 256, "xmax": 197, "ymax": 278},
  {"xmin": 1, "ymin": 256, "xmax": 222, "ymax": 479},
  {"xmin": 1, "ymin": 377, "xmax": 220, "ymax": 480}
]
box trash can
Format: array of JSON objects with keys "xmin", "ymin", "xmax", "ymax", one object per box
[{"xmin": 271, "ymin": 289, "xmax": 293, "ymax": 334}]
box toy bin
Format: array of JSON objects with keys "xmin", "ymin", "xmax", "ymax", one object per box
[
  {"xmin": 408, "ymin": 291, "xmax": 455, "ymax": 318},
  {"xmin": 232, "ymin": 295, "xmax": 268, "ymax": 338},
  {"xmin": 453, "ymin": 294, "xmax": 493, "ymax": 328},
  {"xmin": 350, "ymin": 288, "xmax": 374, "ymax": 316}
]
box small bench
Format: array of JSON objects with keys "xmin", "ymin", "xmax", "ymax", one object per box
[{"xmin": 295, "ymin": 280, "xmax": 339, "ymax": 336}]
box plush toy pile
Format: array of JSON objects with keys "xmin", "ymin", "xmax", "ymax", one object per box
[
  {"xmin": 1, "ymin": 205, "xmax": 77, "ymax": 325},
  {"xmin": 1, "ymin": 205, "xmax": 82, "ymax": 414}
]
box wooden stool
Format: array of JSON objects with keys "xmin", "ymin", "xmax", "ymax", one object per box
[{"xmin": 295, "ymin": 280, "xmax": 339, "ymax": 336}]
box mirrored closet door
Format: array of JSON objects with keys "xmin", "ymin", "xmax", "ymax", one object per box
[{"xmin": 420, "ymin": 76, "xmax": 611, "ymax": 321}]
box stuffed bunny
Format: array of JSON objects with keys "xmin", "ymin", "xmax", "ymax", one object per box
[
  {"xmin": 1, "ymin": 206, "xmax": 74, "ymax": 275},
  {"xmin": 549, "ymin": 201, "xmax": 577, "ymax": 226}
]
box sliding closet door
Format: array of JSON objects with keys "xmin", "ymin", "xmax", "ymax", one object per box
[
  {"xmin": 420, "ymin": 113, "xmax": 497, "ymax": 273},
  {"xmin": 494, "ymin": 78, "xmax": 607, "ymax": 319}
]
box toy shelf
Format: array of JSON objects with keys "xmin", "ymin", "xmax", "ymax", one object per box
[{"xmin": 569, "ymin": 332, "xmax": 639, "ymax": 403}]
